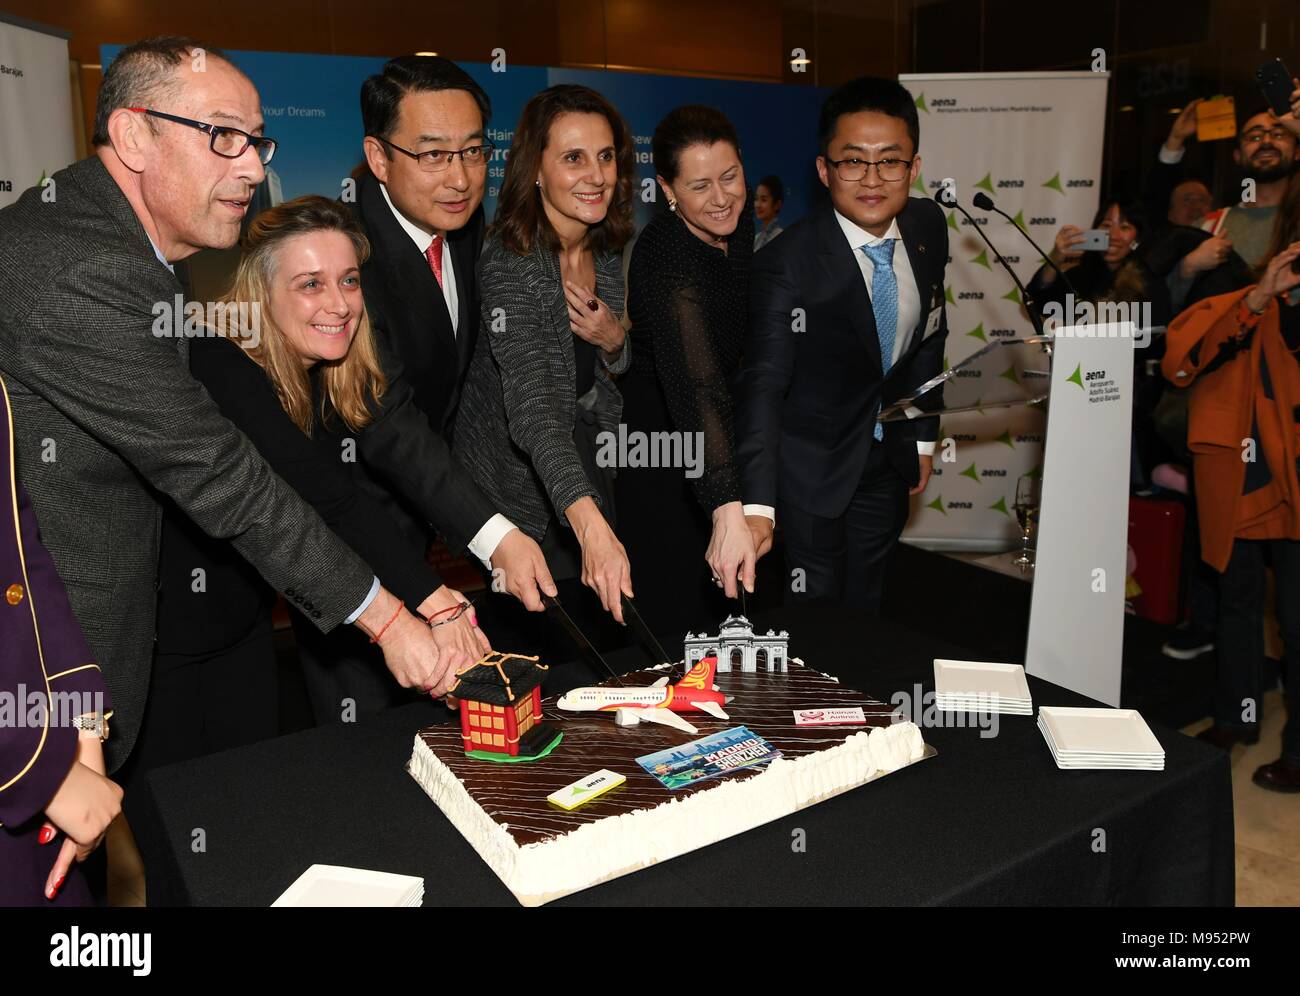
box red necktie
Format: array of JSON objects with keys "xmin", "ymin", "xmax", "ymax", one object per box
[{"xmin": 425, "ymin": 236, "xmax": 444, "ymax": 290}]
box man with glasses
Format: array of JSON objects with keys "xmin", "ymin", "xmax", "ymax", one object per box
[
  {"xmin": 323, "ymin": 55, "xmax": 555, "ymax": 699},
  {"xmin": 738, "ymin": 76, "xmax": 948, "ymax": 613},
  {"xmin": 0, "ymin": 37, "xmax": 458, "ymax": 783},
  {"xmin": 1142, "ymin": 100, "xmax": 1300, "ymax": 667},
  {"xmin": 354, "ymin": 56, "xmax": 494, "ymax": 436},
  {"xmin": 1196, "ymin": 106, "xmax": 1300, "ymax": 270}
]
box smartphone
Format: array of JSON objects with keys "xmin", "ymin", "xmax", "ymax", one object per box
[
  {"xmin": 1076, "ymin": 229, "xmax": 1110, "ymax": 252},
  {"xmin": 1256, "ymin": 58, "xmax": 1294, "ymax": 118},
  {"xmin": 1195, "ymin": 95, "xmax": 1236, "ymax": 141}
]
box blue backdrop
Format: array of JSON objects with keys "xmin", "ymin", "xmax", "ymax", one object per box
[{"xmin": 102, "ymin": 46, "xmax": 829, "ymax": 230}]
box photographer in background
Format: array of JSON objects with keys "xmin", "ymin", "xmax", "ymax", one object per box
[
  {"xmin": 1028, "ymin": 199, "xmax": 1173, "ymax": 485},
  {"xmin": 1146, "ymin": 85, "xmax": 1300, "ymax": 662},
  {"xmin": 1028, "ymin": 199, "xmax": 1170, "ymax": 326},
  {"xmin": 1162, "ymin": 220, "xmax": 1300, "ymax": 791}
]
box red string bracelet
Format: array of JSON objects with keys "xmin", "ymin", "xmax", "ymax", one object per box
[
  {"xmin": 425, "ymin": 601, "xmax": 462, "ymax": 621},
  {"xmin": 368, "ymin": 602, "xmax": 404, "ymax": 644},
  {"xmin": 425, "ymin": 600, "xmax": 472, "ymax": 626}
]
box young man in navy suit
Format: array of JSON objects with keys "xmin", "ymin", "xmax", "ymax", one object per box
[{"xmin": 739, "ymin": 77, "xmax": 949, "ymax": 612}]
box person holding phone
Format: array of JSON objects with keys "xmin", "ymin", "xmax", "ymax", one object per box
[
  {"xmin": 1029, "ymin": 200, "xmax": 1172, "ymax": 486},
  {"xmin": 1162, "ymin": 238, "xmax": 1300, "ymax": 792},
  {"xmin": 1187, "ymin": 104, "xmax": 1299, "ymax": 274},
  {"xmin": 1028, "ymin": 199, "xmax": 1170, "ymax": 328}
]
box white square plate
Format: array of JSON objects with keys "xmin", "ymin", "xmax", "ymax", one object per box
[
  {"xmin": 1039, "ymin": 723, "xmax": 1164, "ymax": 768},
  {"xmin": 272, "ymin": 864, "xmax": 425, "ymax": 907},
  {"xmin": 1038, "ymin": 706, "xmax": 1163, "ymax": 756},
  {"xmin": 1037, "ymin": 716, "xmax": 1163, "ymax": 756},
  {"xmin": 935, "ymin": 659, "xmax": 1032, "ymax": 703},
  {"xmin": 936, "ymin": 693, "xmax": 1032, "ymax": 712}
]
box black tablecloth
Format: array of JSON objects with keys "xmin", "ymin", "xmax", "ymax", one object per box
[{"xmin": 129, "ymin": 604, "xmax": 1234, "ymax": 906}]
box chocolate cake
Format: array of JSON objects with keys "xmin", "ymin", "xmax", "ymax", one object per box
[{"xmin": 408, "ymin": 658, "xmax": 933, "ymax": 906}]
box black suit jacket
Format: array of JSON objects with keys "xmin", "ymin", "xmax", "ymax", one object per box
[
  {"xmin": 737, "ymin": 196, "xmax": 949, "ymax": 520},
  {"xmin": 343, "ymin": 172, "xmax": 497, "ymax": 555},
  {"xmin": 348, "ymin": 170, "xmax": 484, "ymax": 433},
  {"xmin": 0, "ymin": 156, "xmax": 374, "ymax": 770}
]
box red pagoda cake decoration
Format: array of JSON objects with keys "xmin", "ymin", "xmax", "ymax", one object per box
[{"xmin": 449, "ymin": 652, "xmax": 563, "ymax": 762}]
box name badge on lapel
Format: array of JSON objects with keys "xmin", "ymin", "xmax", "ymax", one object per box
[{"xmin": 923, "ymin": 304, "xmax": 943, "ymax": 338}]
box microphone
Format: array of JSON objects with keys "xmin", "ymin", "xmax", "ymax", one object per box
[
  {"xmin": 934, "ymin": 187, "xmax": 1045, "ymax": 338},
  {"xmin": 972, "ymin": 191, "xmax": 1079, "ymax": 298}
]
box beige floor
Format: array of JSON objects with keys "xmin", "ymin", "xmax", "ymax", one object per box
[
  {"xmin": 1183, "ymin": 689, "xmax": 1300, "ymax": 906},
  {"xmin": 104, "ymin": 693, "xmax": 1300, "ymax": 906}
]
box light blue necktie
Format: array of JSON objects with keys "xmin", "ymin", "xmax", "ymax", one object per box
[{"xmin": 862, "ymin": 240, "xmax": 898, "ymax": 441}]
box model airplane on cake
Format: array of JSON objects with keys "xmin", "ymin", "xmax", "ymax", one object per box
[{"xmin": 556, "ymin": 655, "xmax": 730, "ymax": 735}]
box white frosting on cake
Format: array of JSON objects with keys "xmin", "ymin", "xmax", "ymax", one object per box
[{"xmin": 409, "ymin": 712, "xmax": 927, "ymax": 906}]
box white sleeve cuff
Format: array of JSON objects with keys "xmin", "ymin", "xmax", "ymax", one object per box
[
  {"xmin": 916, "ymin": 440, "xmax": 937, "ymax": 456},
  {"xmin": 468, "ymin": 514, "xmax": 517, "ymax": 571},
  {"xmin": 742, "ymin": 503, "xmax": 775, "ymax": 524},
  {"xmin": 1158, "ymin": 144, "xmax": 1186, "ymax": 165},
  {"xmin": 343, "ymin": 576, "xmax": 382, "ymax": 625}
]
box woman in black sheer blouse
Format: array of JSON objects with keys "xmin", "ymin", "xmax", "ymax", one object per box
[{"xmin": 616, "ymin": 106, "xmax": 757, "ymax": 654}]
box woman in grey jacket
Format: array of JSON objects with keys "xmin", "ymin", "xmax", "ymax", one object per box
[{"xmin": 456, "ymin": 85, "xmax": 637, "ymax": 625}]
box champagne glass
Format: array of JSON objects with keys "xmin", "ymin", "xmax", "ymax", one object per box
[{"xmin": 1011, "ymin": 474, "xmax": 1041, "ymax": 570}]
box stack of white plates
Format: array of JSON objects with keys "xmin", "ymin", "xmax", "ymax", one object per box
[
  {"xmin": 1037, "ymin": 706, "xmax": 1165, "ymax": 770},
  {"xmin": 272, "ymin": 865, "xmax": 425, "ymax": 907},
  {"xmin": 934, "ymin": 659, "xmax": 1033, "ymax": 715}
]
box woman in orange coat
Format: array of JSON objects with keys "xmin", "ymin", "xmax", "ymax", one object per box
[{"xmin": 1162, "ymin": 240, "xmax": 1300, "ymax": 791}]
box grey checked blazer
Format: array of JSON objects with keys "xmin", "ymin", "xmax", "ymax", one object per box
[
  {"xmin": 454, "ymin": 233, "xmax": 629, "ymax": 542},
  {"xmin": 0, "ymin": 156, "xmax": 374, "ymax": 770}
]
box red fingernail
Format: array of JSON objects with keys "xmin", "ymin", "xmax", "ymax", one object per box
[
  {"xmin": 49, "ymin": 874, "xmax": 65, "ymax": 899},
  {"xmin": 38, "ymin": 825, "xmax": 56, "ymax": 845}
]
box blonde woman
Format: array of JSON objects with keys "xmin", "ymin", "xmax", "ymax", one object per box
[{"xmin": 145, "ymin": 196, "xmax": 541, "ymax": 774}]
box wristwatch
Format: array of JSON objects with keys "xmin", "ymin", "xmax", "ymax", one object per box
[{"xmin": 73, "ymin": 712, "xmax": 109, "ymax": 742}]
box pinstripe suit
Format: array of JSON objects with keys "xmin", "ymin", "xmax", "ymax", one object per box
[
  {"xmin": 0, "ymin": 156, "xmax": 374, "ymax": 771},
  {"xmin": 454, "ymin": 233, "xmax": 629, "ymax": 543}
]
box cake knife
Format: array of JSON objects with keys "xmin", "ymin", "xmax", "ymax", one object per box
[
  {"xmin": 541, "ymin": 593, "xmax": 624, "ymax": 686},
  {"xmin": 619, "ymin": 595, "xmax": 673, "ymax": 670}
]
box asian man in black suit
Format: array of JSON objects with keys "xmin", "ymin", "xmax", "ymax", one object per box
[
  {"xmin": 344, "ymin": 56, "xmax": 555, "ymax": 611},
  {"xmin": 738, "ymin": 77, "xmax": 949, "ymax": 613}
]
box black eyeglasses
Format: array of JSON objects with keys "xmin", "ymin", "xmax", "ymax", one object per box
[
  {"xmin": 1241, "ymin": 126, "xmax": 1291, "ymax": 144},
  {"xmin": 380, "ymin": 138, "xmax": 495, "ymax": 173},
  {"xmin": 127, "ymin": 108, "xmax": 277, "ymax": 164},
  {"xmin": 824, "ymin": 156, "xmax": 914, "ymax": 182}
]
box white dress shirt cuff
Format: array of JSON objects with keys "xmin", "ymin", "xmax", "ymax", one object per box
[
  {"xmin": 742, "ymin": 503, "xmax": 775, "ymax": 524},
  {"xmin": 1158, "ymin": 144, "xmax": 1186, "ymax": 165},
  {"xmin": 916, "ymin": 440, "xmax": 937, "ymax": 456},
  {"xmin": 343, "ymin": 576, "xmax": 382, "ymax": 625},
  {"xmin": 468, "ymin": 514, "xmax": 517, "ymax": 570}
]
